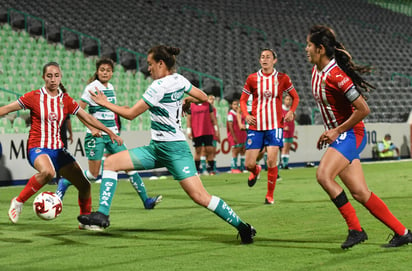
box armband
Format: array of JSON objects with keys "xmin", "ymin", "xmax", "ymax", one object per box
[
  {"xmin": 187, "ymin": 128, "xmax": 192, "ymax": 134},
  {"xmin": 344, "ymin": 87, "xmax": 360, "ymax": 103}
]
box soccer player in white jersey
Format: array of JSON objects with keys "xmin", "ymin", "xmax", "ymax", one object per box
[
  {"xmin": 78, "ymin": 45, "xmax": 256, "ymax": 244},
  {"xmin": 1, "ymin": 62, "xmax": 122, "ymax": 224},
  {"xmin": 55, "ymin": 58, "xmax": 161, "ymax": 210},
  {"xmin": 306, "ymin": 25, "xmax": 411, "ymax": 248},
  {"xmin": 240, "ymin": 49, "xmax": 299, "ymax": 204}
]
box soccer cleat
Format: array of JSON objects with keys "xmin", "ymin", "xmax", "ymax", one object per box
[
  {"xmin": 265, "ymin": 197, "xmax": 274, "ymax": 204},
  {"xmin": 231, "ymin": 169, "xmax": 242, "ymax": 174},
  {"xmin": 78, "ymin": 223, "xmax": 105, "ymax": 231},
  {"xmin": 77, "ymin": 211, "xmax": 110, "ymax": 229},
  {"xmin": 8, "ymin": 197, "xmax": 23, "ymax": 224},
  {"xmin": 383, "ymin": 230, "xmax": 412, "ymax": 248},
  {"xmin": 83, "ymin": 170, "xmax": 96, "ymax": 182},
  {"xmin": 238, "ymin": 223, "xmax": 257, "ymax": 244},
  {"xmin": 247, "ymin": 165, "xmax": 262, "ymax": 187},
  {"xmin": 144, "ymin": 195, "xmax": 163, "ymax": 209},
  {"xmin": 55, "ymin": 180, "xmax": 68, "ymax": 200},
  {"xmin": 341, "ymin": 228, "xmax": 368, "ymax": 249}
]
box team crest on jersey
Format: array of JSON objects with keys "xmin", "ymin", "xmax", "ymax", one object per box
[
  {"xmin": 264, "ymin": 90, "xmax": 272, "ymax": 98},
  {"xmin": 48, "ymin": 112, "xmax": 58, "ymax": 122}
]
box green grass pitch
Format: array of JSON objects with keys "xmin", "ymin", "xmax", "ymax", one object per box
[{"xmin": 1, "ymin": 160, "xmax": 411, "ymax": 271}]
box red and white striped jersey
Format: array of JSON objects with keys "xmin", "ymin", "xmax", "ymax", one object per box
[
  {"xmin": 18, "ymin": 87, "xmax": 80, "ymax": 149},
  {"xmin": 311, "ymin": 58, "xmax": 364, "ymax": 133},
  {"xmin": 242, "ymin": 69, "xmax": 294, "ymax": 131}
]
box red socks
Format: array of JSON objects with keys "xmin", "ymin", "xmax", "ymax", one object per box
[
  {"xmin": 78, "ymin": 197, "xmax": 92, "ymax": 215},
  {"xmin": 266, "ymin": 167, "xmax": 278, "ymax": 199},
  {"xmin": 17, "ymin": 175, "xmax": 43, "ymax": 203},
  {"xmin": 332, "ymin": 191, "xmax": 362, "ymax": 231},
  {"xmin": 364, "ymin": 192, "xmax": 406, "ymax": 236},
  {"xmin": 338, "ymin": 202, "xmax": 362, "ymax": 231}
]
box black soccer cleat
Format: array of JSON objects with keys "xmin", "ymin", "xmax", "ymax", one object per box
[
  {"xmin": 238, "ymin": 223, "xmax": 256, "ymax": 244},
  {"xmin": 383, "ymin": 230, "xmax": 412, "ymax": 248},
  {"xmin": 78, "ymin": 211, "xmax": 110, "ymax": 229},
  {"xmin": 341, "ymin": 228, "xmax": 368, "ymax": 249}
]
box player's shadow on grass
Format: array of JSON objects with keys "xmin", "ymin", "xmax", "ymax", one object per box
[
  {"xmin": 255, "ymin": 236, "xmax": 385, "ymax": 253},
  {"xmin": 70, "ymin": 225, "xmax": 245, "ymax": 245}
]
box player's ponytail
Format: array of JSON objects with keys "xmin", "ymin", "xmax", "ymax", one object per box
[
  {"xmin": 308, "ymin": 25, "xmax": 374, "ymax": 95},
  {"xmin": 59, "ymin": 83, "xmax": 67, "ymax": 93}
]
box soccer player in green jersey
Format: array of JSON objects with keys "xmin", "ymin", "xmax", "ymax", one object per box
[{"xmin": 78, "ymin": 45, "xmax": 256, "ymax": 244}]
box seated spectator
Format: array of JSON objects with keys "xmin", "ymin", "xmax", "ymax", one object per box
[{"xmin": 375, "ymin": 134, "xmax": 400, "ymax": 160}]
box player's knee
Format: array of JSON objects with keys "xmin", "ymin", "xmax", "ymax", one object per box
[
  {"xmin": 316, "ymin": 168, "xmax": 329, "ymax": 186},
  {"xmin": 351, "ymin": 190, "xmax": 370, "ymax": 204},
  {"xmin": 102, "ymin": 156, "xmax": 117, "ymax": 171},
  {"xmin": 38, "ymin": 169, "xmax": 56, "ymax": 183}
]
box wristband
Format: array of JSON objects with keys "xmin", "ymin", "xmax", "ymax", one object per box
[
  {"xmin": 187, "ymin": 128, "xmax": 192, "ymax": 134},
  {"xmin": 214, "ymin": 125, "xmax": 218, "ymax": 132}
]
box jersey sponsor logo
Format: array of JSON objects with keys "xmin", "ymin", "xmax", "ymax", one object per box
[
  {"xmin": 171, "ymin": 91, "xmax": 184, "ymax": 101},
  {"xmin": 107, "ymin": 97, "xmax": 116, "ymax": 103},
  {"xmin": 48, "ymin": 112, "xmax": 58, "ymax": 122},
  {"xmin": 338, "ymin": 77, "xmax": 349, "ymax": 88}
]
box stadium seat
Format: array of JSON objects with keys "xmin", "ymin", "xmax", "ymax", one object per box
[
  {"xmin": 12, "ymin": 116, "xmax": 29, "ymax": 133},
  {"xmin": 1, "ymin": 0, "xmax": 412, "ymax": 123}
]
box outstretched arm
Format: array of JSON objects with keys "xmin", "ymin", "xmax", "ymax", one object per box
[
  {"xmin": 90, "ymin": 87, "xmax": 149, "ymax": 120},
  {"xmin": 0, "ymin": 101, "xmax": 22, "ymax": 117},
  {"xmin": 76, "ymin": 108, "xmax": 123, "ymax": 145}
]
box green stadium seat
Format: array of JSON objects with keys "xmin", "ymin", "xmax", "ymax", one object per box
[
  {"xmin": 0, "ymin": 117, "xmax": 14, "ymax": 133},
  {"xmin": 12, "ymin": 117, "xmax": 29, "ymax": 133}
]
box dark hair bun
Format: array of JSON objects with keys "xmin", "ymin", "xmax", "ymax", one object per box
[{"xmin": 166, "ymin": 46, "xmax": 180, "ymax": 56}]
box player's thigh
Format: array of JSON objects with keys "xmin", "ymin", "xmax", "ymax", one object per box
[
  {"xmin": 128, "ymin": 145, "xmax": 157, "ymax": 171},
  {"xmin": 156, "ymin": 141, "xmax": 197, "ymax": 180}
]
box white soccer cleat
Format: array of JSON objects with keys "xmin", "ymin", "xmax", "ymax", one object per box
[
  {"xmin": 78, "ymin": 223, "xmax": 104, "ymax": 231},
  {"xmin": 8, "ymin": 197, "xmax": 23, "ymax": 224}
]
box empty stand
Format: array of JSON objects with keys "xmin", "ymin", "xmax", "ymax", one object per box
[{"xmin": 0, "ymin": 0, "xmax": 411, "ymax": 124}]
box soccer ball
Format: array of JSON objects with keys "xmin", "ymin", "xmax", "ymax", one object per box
[{"xmin": 33, "ymin": 192, "xmax": 63, "ymax": 220}]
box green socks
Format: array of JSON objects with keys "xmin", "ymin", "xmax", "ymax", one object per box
[{"xmin": 98, "ymin": 170, "xmax": 118, "ymax": 216}]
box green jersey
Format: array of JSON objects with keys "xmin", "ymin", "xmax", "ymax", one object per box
[
  {"xmin": 142, "ymin": 73, "xmax": 192, "ymax": 141},
  {"xmin": 81, "ymin": 80, "xmax": 119, "ymax": 135}
]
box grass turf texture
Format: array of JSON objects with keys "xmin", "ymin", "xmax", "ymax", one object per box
[{"xmin": 1, "ymin": 160, "xmax": 411, "ymax": 271}]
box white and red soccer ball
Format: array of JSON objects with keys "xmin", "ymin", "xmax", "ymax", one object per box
[{"xmin": 33, "ymin": 192, "xmax": 63, "ymax": 220}]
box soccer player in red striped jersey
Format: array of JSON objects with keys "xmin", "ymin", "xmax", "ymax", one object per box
[
  {"xmin": 306, "ymin": 25, "xmax": 411, "ymax": 248},
  {"xmin": 240, "ymin": 49, "xmax": 299, "ymax": 204},
  {"xmin": 1, "ymin": 62, "xmax": 122, "ymax": 225}
]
